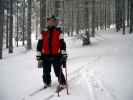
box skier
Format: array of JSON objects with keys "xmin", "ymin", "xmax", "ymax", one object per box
[{"xmin": 36, "ymin": 15, "xmax": 67, "ymax": 91}]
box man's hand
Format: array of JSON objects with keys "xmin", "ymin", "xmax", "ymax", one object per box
[
  {"xmin": 36, "ymin": 51, "xmax": 42, "ymax": 60},
  {"xmin": 36, "ymin": 56, "xmax": 41, "ymax": 61},
  {"xmin": 61, "ymin": 54, "xmax": 68, "ymax": 68},
  {"xmin": 37, "ymin": 60, "xmax": 43, "ymax": 68},
  {"xmin": 36, "ymin": 51, "xmax": 43, "ymax": 68},
  {"xmin": 62, "ymin": 54, "xmax": 68, "ymax": 61}
]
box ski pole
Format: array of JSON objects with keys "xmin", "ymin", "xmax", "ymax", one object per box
[
  {"xmin": 65, "ymin": 63, "xmax": 69, "ymax": 95},
  {"xmin": 58, "ymin": 65, "xmax": 62, "ymax": 97}
]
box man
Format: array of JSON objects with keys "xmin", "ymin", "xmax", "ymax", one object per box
[{"xmin": 36, "ymin": 15, "xmax": 67, "ymax": 90}]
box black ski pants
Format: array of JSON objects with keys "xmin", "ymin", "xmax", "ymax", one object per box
[{"xmin": 42, "ymin": 56, "xmax": 66, "ymax": 85}]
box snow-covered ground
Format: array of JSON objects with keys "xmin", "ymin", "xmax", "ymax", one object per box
[{"xmin": 0, "ymin": 30, "xmax": 133, "ymax": 100}]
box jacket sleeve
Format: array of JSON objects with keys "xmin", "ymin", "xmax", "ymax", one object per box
[{"xmin": 37, "ymin": 39, "xmax": 43, "ymax": 52}]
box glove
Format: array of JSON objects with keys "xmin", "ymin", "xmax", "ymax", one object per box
[
  {"xmin": 60, "ymin": 50, "xmax": 67, "ymax": 68},
  {"xmin": 61, "ymin": 54, "xmax": 67, "ymax": 68},
  {"xmin": 62, "ymin": 54, "xmax": 67, "ymax": 61},
  {"xmin": 37, "ymin": 60, "xmax": 43, "ymax": 68},
  {"xmin": 36, "ymin": 51, "xmax": 42, "ymax": 60},
  {"xmin": 36, "ymin": 56, "xmax": 42, "ymax": 61},
  {"xmin": 61, "ymin": 50, "xmax": 67, "ymax": 60},
  {"xmin": 36, "ymin": 51, "xmax": 43, "ymax": 68}
]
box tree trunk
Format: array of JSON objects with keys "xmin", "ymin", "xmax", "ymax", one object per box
[
  {"xmin": 127, "ymin": 0, "xmax": 130, "ymax": 27},
  {"xmin": 6, "ymin": 9, "xmax": 9, "ymax": 48},
  {"xmin": 76, "ymin": 0, "xmax": 80, "ymax": 34},
  {"xmin": 122, "ymin": 0, "xmax": 125, "ymax": 35},
  {"xmin": 100, "ymin": 0, "xmax": 104, "ymax": 29},
  {"xmin": 115, "ymin": 0, "xmax": 121, "ymax": 32},
  {"xmin": 82, "ymin": 0, "xmax": 91, "ymax": 46},
  {"xmin": 115, "ymin": 0, "xmax": 119, "ymax": 31},
  {"xmin": 9, "ymin": 0, "xmax": 13, "ymax": 53},
  {"xmin": 16, "ymin": 0, "xmax": 19, "ymax": 46},
  {"xmin": 71, "ymin": 0, "xmax": 74, "ymax": 36},
  {"xmin": 40, "ymin": 0, "xmax": 46, "ymax": 32},
  {"xmin": 27, "ymin": 0, "xmax": 32, "ymax": 50},
  {"xmin": 36, "ymin": 15, "xmax": 38, "ymax": 40},
  {"xmin": 104, "ymin": 0, "xmax": 107, "ymax": 30},
  {"xmin": 129, "ymin": 0, "xmax": 133, "ymax": 33},
  {"xmin": 22, "ymin": 0, "xmax": 26, "ymax": 45},
  {"xmin": 0, "ymin": 0, "xmax": 4, "ymax": 59},
  {"xmin": 92, "ymin": 0, "xmax": 96, "ymax": 37}
]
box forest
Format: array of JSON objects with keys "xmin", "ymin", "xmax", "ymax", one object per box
[{"xmin": 0, "ymin": 0, "xmax": 133, "ymax": 59}]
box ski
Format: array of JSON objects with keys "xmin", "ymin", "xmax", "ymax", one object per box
[
  {"xmin": 56, "ymin": 86, "xmax": 66, "ymax": 93},
  {"xmin": 43, "ymin": 88, "xmax": 68, "ymax": 100},
  {"xmin": 29, "ymin": 87, "xmax": 49, "ymax": 96}
]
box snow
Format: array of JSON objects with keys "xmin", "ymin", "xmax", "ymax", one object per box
[{"xmin": 0, "ymin": 29, "xmax": 133, "ymax": 100}]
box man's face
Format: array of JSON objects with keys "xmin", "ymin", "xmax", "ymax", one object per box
[{"xmin": 47, "ymin": 19, "xmax": 58, "ymax": 27}]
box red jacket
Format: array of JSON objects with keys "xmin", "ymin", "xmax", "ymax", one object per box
[{"xmin": 41, "ymin": 28, "xmax": 61, "ymax": 55}]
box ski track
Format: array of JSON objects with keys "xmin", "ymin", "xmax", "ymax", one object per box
[
  {"xmin": 22, "ymin": 64, "xmax": 83, "ymax": 100},
  {"xmin": 85, "ymin": 62, "xmax": 118, "ymax": 100},
  {"xmin": 21, "ymin": 51, "xmax": 116, "ymax": 100},
  {"xmin": 22, "ymin": 56, "xmax": 101, "ymax": 100},
  {"xmin": 74, "ymin": 55, "xmax": 119, "ymax": 100},
  {"xmin": 41, "ymin": 56, "xmax": 101, "ymax": 100},
  {"xmin": 23, "ymin": 49, "xmax": 120, "ymax": 100},
  {"xmin": 88, "ymin": 74, "xmax": 118, "ymax": 100}
]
